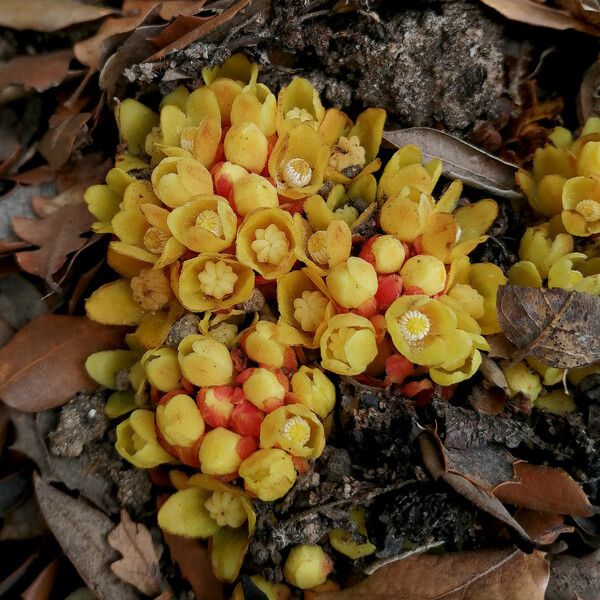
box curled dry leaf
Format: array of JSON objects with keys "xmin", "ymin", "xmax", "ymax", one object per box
[
  {"xmin": 479, "ymin": 0, "xmax": 600, "ymax": 35},
  {"xmin": 0, "ymin": 49, "xmax": 74, "ymax": 94},
  {"xmin": 108, "ymin": 510, "xmax": 163, "ymax": 596},
  {"xmin": 560, "ymin": 0, "xmax": 600, "ymax": 25},
  {"xmin": 493, "ymin": 462, "xmax": 594, "ymax": 517},
  {"xmin": 316, "ymin": 547, "xmax": 549, "ymax": 600},
  {"xmin": 33, "ymin": 475, "xmax": 138, "ymax": 600},
  {"xmin": 479, "ymin": 356, "xmax": 510, "ymax": 394},
  {"xmin": 21, "ymin": 558, "xmax": 59, "ymax": 600},
  {"xmin": 38, "ymin": 112, "xmax": 92, "ymax": 171},
  {"xmin": 0, "ymin": 0, "xmax": 115, "ymax": 32},
  {"xmin": 580, "ymin": 57, "xmax": 600, "ymax": 123},
  {"xmin": 496, "ymin": 285, "xmax": 600, "ymax": 368},
  {"xmin": 382, "ymin": 127, "xmax": 522, "ymax": 200},
  {"xmin": 0, "ymin": 314, "xmax": 125, "ymax": 411},
  {"xmin": 515, "ymin": 509, "xmax": 574, "ymax": 545},
  {"xmin": 163, "ymin": 533, "xmax": 225, "ymax": 600},
  {"xmin": 12, "ymin": 202, "xmax": 94, "ymax": 284}
]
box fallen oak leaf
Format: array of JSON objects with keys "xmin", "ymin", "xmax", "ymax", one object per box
[
  {"xmin": 493, "ymin": 462, "xmax": 594, "ymax": 517},
  {"xmin": 38, "ymin": 112, "xmax": 92, "ymax": 171},
  {"xmin": 108, "ymin": 509, "xmax": 163, "ymax": 596},
  {"xmin": 0, "ymin": 50, "xmax": 74, "ymax": 94},
  {"xmin": 149, "ymin": 13, "xmax": 214, "ymax": 49},
  {"xmin": 163, "ymin": 533, "xmax": 225, "ymax": 600},
  {"xmin": 12, "ymin": 202, "xmax": 94, "ymax": 285},
  {"xmin": 496, "ymin": 285, "xmax": 600, "ymax": 368},
  {"xmin": 382, "ymin": 127, "xmax": 522, "ymax": 200},
  {"xmin": 21, "ymin": 558, "xmax": 59, "ymax": 600},
  {"xmin": 0, "ymin": 0, "xmax": 116, "ymax": 32},
  {"xmin": 514, "ymin": 509, "xmax": 574, "ymax": 545},
  {"xmin": 0, "ymin": 314, "xmax": 125, "ymax": 411},
  {"xmin": 479, "ymin": 0, "xmax": 600, "ymax": 36},
  {"xmin": 33, "ymin": 475, "xmax": 138, "ymax": 600},
  {"xmin": 316, "ymin": 547, "xmax": 549, "ymax": 600}
]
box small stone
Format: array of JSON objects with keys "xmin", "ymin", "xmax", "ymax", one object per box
[{"xmin": 164, "ymin": 313, "xmax": 201, "ymax": 348}]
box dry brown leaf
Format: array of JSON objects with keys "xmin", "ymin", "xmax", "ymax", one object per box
[
  {"xmin": 21, "ymin": 559, "xmax": 59, "ymax": 600},
  {"xmin": 0, "ymin": 314, "xmax": 125, "ymax": 411},
  {"xmin": 514, "ymin": 509, "xmax": 574, "ymax": 545},
  {"xmin": 38, "ymin": 112, "xmax": 91, "ymax": 171},
  {"xmin": 149, "ymin": 14, "xmax": 213, "ymax": 49},
  {"xmin": 382, "ymin": 127, "xmax": 522, "ymax": 200},
  {"xmin": 163, "ymin": 533, "xmax": 225, "ymax": 600},
  {"xmin": 12, "ymin": 202, "xmax": 94, "ymax": 283},
  {"xmin": 560, "ymin": 0, "xmax": 600, "ymax": 25},
  {"xmin": 147, "ymin": 0, "xmax": 252, "ymax": 60},
  {"xmin": 0, "ymin": 49, "xmax": 73, "ymax": 94},
  {"xmin": 479, "ymin": 356, "xmax": 510, "ymax": 394},
  {"xmin": 546, "ymin": 549, "xmax": 600, "ymax": 599},
  {"xmin": 108, "ymin": 510, "xmax": 163, "ymax": 596},
  {"xmin": 480, "ymin": 0, "xmax": 600, "ymax": 35},
  {"xmin": 33, "ymin": 475, "xmax": 138, "ymax": 600},
  {"xmin": 493, "ymin": 462, "xmax": 594, "ymax": 517},
  {"xmin": 0, "ymin": 0, "xmax": 116, "ymax": 32},
  {"xmin": 496, "ymin": 285, "xmax": 600, "ymax": 368},
  {"xmin": 580, "ymin": 57, "xmax": 600, "ymax": 123},
  {"xmin": 316, "ymin": 547, "xmax": 549, "ymax": 600}
]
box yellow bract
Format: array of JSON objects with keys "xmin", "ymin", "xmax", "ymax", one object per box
[
  {"xmin": 400, "ymin": 255, "xmax": 447, "ymax": 296},
  {"xmin": 157, "ymin": 487, "xmax": 220, "ymax": 538},
  {"xmin": 380, "ymin": 187, "xmax": 434, "ymax": 242},
  {"xmin": 142, "ymin": 347, "xmax": 182, "ymax": 391},
  {"xmin": 224, "ymin": 122, "xmax": 269, "ymax": 173}
]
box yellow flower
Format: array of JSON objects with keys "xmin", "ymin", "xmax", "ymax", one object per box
[
  {"xmin": 290, "ymin": 366, "xmax": 336, "ymax": 419},
  {"xmin": 277, "ymin": 268, "xmax": 335, "ymax": 348},
  {"xmin": 377, "ymin": 144, "xmax": 442, "ymax": 204},
  {"xmin": 142, "ymin": 347, "xmax": 182, "ymax": 392},
  {"xmin": 507, "ymin": 261, "xmax": 543, "ymax": 288},
  {"xmin": 157, "ymin": 487, "xmax": 220, "ymax": 538},
  {"xmin": 199, "ymin": 428, "xmax": 244, "ymax": 475},
  {"xmin": 400, "ymin": 255, "xmax": 447, "ymax": 296},
  {"xmin": 326, "ymin": 257, "xmax": 378, "ymax": 309},
  {"xmin": 224, "ymin": 122, "xmax": 269, "ymax": 173},
  {"xmin": 130, "ymin": 268, "xmax": 172, "ymax": 311},
  {"xmin": 236, "ymin": 208, "xmax": 299, "ymax": 279},
  {"xmin": 466, "ymin": 262, "xmax": 507, "ymax": 335},
  {"xmin": 268, "ymin": 123, "xmax": 330, "ymax": 199},
  {"xmin": 156, "ymin": 393, "xmax": 205, "ymax": 448},
  {"xmin": 231, "ymin": 83, "xmax": 277, "ymax": 136},
  {"xmin": 178, "ymin": 334, "xmax": 233, "ymax": 387},
  {"xmin": 115, "ymin": 98, "xmax": 159, "ymax": 156},
  {"xmin": 379, "ymin": 187, "xmax": 434, "ymax": 242},
  {"xmin": 562, "ymin": 176, "xmax": 600, "ymax": 237},
  {"xmin": 167, "ymin": 195, "xmax": 238, "ymax": 253},
  {"xmin": 115, "ymin": 409, "xmax": 176, "ymax": 468},
  {"xmin": 85, "ymin": 349, "xmax": 138, "ymax": 390},
  {"xmin": 176, "ymin": 254, "xmax": 254, "ymax": 312},
  {"xmin": 151, "ymin": 156, "xmax": 213, "ymax": 208},
  {"xmin": 86, "ymin": 279, "xmax": 146, "ymax": 326},
  {"xmin": 328, "ymin": 135, "xmax": 366, "ymax": 172},
  {"xmin": 547, "ymin": 252, "xmax": 600, "ymax": 294},
  {"xmin": 283, "ymin": 545, "xmax": 333, "ymax": 589},
  {"xmin": 242, "ymin": 368, "xmax": 286, "ymax": 412},
  {"xmin": 244, "ymin": 320, "xmax": 304, "ymax": 368},
  {"xmin": 232, "ymin": 174, "xmax": 279, "ymax": 217},
  {"xmin": 276, "ymin": 77, "xmax": 325, "ymax": 135},
  {"xmin": 320, "ymin": 313, "xmax": 377, "ymax": 376},
  {"xmin": 239, "ymin": 448, "xmax": 297, "ymax": 501},
  {"xmin": 519, "ymin": 224, "xmax": 574, "ymax": 278},
  {"xmin": 296, "ymin": 217, "xmax": 352, "ymax": 276},
  {"xmin": 260, "ymin": 404, "xmax": 325, "ymax": 459}
]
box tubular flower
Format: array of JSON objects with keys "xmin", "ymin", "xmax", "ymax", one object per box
[
  {"xmin": 561, "ymin": 176, "xmax": 600, "ymax": 237},
  {"xmin": 326, "ymin": 257, "xmax": 378, "ymax": 309},
  {"xmin": 379, "ymin": 187, "xmax": 435, "ymax": 242},
  {"xmin": 242, "ymin": 368, "xmax": 287, "ymax": 413},
  {"xmin": 142, "ymin": 347, "xmax": 182, "ymax": 392},
  {"xmin": 385, "ymin": 295, "xmax": 485, "ymax": 384},
  {"xmin": 260, "ymin": 404, "xmax": 325, "ymax": 459},
  {"xmin": 283, "ymin": 545, "xmax": 333, "ymax": 590},
  {"xmin": 269, "ymin": 124, "xmax": 330, "ymax": 199},
  {"xmin": 199, "ymin": 428, "xmax": 247, "ymax": 475},
  {"xmin": 239, "ymin": 448, "xmax": 297, "ymax": 501},
  {"xmin": 400, "ymin": 255, "xmax": 447, "ymax": 297},
  {"xmin": 115, "ymin": 409, "xmax": 176, "ymax": 468},
  {"xmin": 176, "ymin": 254, "xmax": 254, "ymax": 312},
  {"xmin": 224, "ymin": 122, "xmax": 269, "ymax": 173},
  {"xmin": 296, "ymin": 218, "xmax": 352, "ymax": 276},
  {"xmin": 519, "ymin": 224, "xmax": 574, "ymax": 279},
  {"xmin": 177, "ymin": 334, "xmax": 233, "ymax": 387},
  {"xmin": 231, "ymin": 83, "xmax": 277, "ymax": 136},
  {"xmin": 277, "ymin": 269, "xmax": 335, "ymax": 347},
  {"xmin": 276, "ymin": 77, "xmax": 325, "ymax": 135},
  {"xmin": 151, "ymin": 156, "xmax": 214, "ymax": 208},
  {"xmin": 236, "ymin": 208, "xmax": 299, "ymax": 279},
  {"xmin": 167, "ymin": 195, "xmax": 237, "ymax": 253},
  {"xmin": 232, "ymin": 174, "xmax": 279, "ymax": 217},
  {"xmin": 290, "ymin": 366, "xmax": 336, "ymax": 419},
  {"xmin": 243, "ymin": 320, "xmax": 304, "ymax": 368},
  {"xmin": 360, "ymin": 235, "xmax": 406, "ymax": 274},
  {"xmin": 156, "ymin": 393, "xmax": 205, "ymax": 448},
  {"xmin": 320, "ymin": 314, "xmax": 377, "ymax": 376}
]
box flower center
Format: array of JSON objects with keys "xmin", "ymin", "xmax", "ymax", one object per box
[
  {"xmin": 196, "ymin": 209, "xmax": 224, "ymax": 238},
  {"xmin": 204, "ymin": 491, "xmax": 247, "ymax": 528},
  {"xmin": 197, "ymin": 260, "xmax": 238, "ymax": 299},
  {"xmin": 328, "ymin": 135, "xmax": 366, "ymax": 172},
  {"xmin": 143, "ymin": 226, "xmax": 169, "ymax": 254},
  {"xmin": 282, "ymin": 416, "xmax": 311, "ymax": 447},
  {"xmin": 293, "ymin": 290, "xmax": 329, "ymax": 332},
  {"xmin": 328, "ymin": 326, "xmax": 356, "ymax": 363},
  {"xmin": 251, "ymin": 224, "xmax": 290, "ymax": 264},
  {"xmin": 130, "ymin": 268, "xmax": 171, "ymax": 311},
  {"xmin": 575, "ymin": 199, "xmax": 600, "ymax": 223},
  {"xmin": 285, "ymin": 107, "xmax": 316, "ymax": 126},
  {"xmin": 398, "ymin": 310, "xmax": 431, "ymax": 342},
  {"xmin": 307, "ymin": 231, "xmax": 329, "ymax": 265},
  {"xmin": 282, "ymin": 158, "xmax": 313, "ymax": 188}
]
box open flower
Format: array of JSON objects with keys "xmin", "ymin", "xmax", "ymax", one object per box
[
  {"xmin": 260, "ymin": 404, "xmax": 325, "ymax": 459},
  {"xmin": 115, "ymin": 409, "xmax": 176, "ymax": 468},
  {"xmin": 236, "ymin": 208, "xmax": 299, "ymax": 279},
  {"xmin": 290, "ymin": 366, "xmax": 336, "ymax": 419},
  {"xmin": 176, "ymin": 254, "xmax": 255, "ymax": 312},
  {"xmin": 269, "ymin": 124, "xmax": 330, "ymax": 199},
  {"xmin": 320, "ymin": 313, "xmax": 377, "ymax": 375},
  {"xmin": 243, "ymin": 320, "xmax": 304, "ymax": 368},
  {"xmin": 277, "ymin": 268, "xmax": 335, "ymax": 347},
  {"xmin": 276, "ymin": 77, "xmax": 325, "ymax": 135},
  {"xmin": 548, "ymin": 252, "xmax": 600, "ymax": 294},
  {"xmin": 562, "ymin": 176, "xmax": 600, "ymax": 237},
  {"xmin": 167, "ymin": 195, "xmax": 238, "ymax": 253},
  {"xmin": 239, "ymin": 448, "xmax": 297, "ymax": 501},
  {"xmin": 380, "ymin": 187, "xmax": 435, "ymax": 242},
  {"xmin": 151, "ymin": 156, "xmax": 214, "ymax": 208},
  {"xmin": 519, "ymin": 223, "xmax": 574, "ymax": 278}
]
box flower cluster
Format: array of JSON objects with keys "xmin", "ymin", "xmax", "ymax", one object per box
[{"xmin": 83, "ymin": 54, "xmax": 507, "ymax": 592}]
